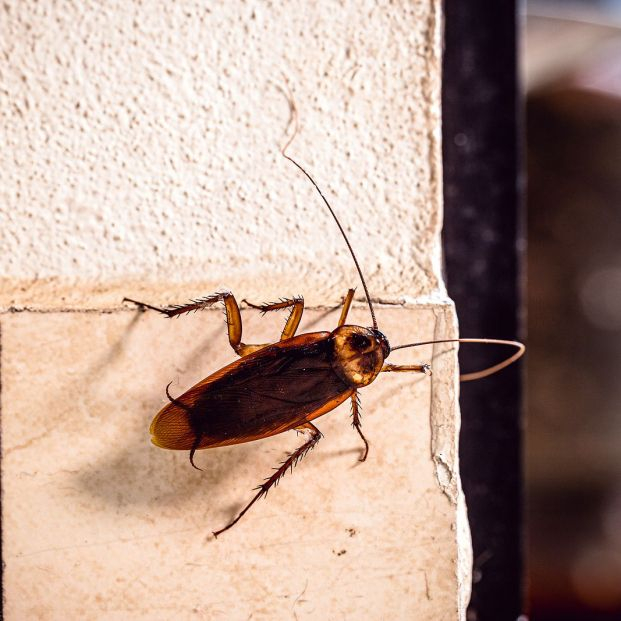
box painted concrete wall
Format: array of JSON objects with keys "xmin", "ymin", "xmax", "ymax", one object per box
[{"xmin": 1, "ymin": 1, "xmax": 470, "ymax": 619}]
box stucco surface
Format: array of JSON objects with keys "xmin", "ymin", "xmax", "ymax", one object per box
[{"xmin": 1, "ymin": 0, "xmax": 442, "ymax": 309}]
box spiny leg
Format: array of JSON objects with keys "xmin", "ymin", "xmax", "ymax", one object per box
[
  {"xmin": 124, "ymin": 292, "xmax": 236, "ymax": 319},
  {"xmin": 350, "ymin": 364, "xmax": 432, "ymax": 464},
  {"xmin": 123, "ymin": 292, "xmax": 305, "ymax": 357},
  {"xmin": 124, "ymin": 291, "xmax": 253, "ymax": 356},
  {"xmin": 212, "ymin": 422, "xmax": 322, "ymax": 538},
  {"xmin": 350, "ymin": 391, "xmax": 369, "ymax": 462},
  {"xmin": 242, "ymin": 296, "xmax": 304, "ymax": 341},
  {"xmin": 381, "ymin": 363, "xmax": 432, "ymax": 375},
  {"xmin": 122, "ymin": 298, "xmax": 170, "ymax": 314},
  {"xmin": 338, "ymin": 289, "xmax": 355, "ymax": 327},
  {"xmin": 298, "ymin": 289, "xmax": 355, "ymax": 332}
]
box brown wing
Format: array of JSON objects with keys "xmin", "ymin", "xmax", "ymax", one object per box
[{"xmin": 150, "ymin": 332, "xmax": 353, "ymax": 450}]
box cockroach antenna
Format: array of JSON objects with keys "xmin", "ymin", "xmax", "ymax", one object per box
[
  {"xmin": 391, "ymin": 338, "xmax": 525, "ymax": 381},
  {"xmin": 278, "ymin": 85, "xmax": 378, "ymax": 331},
  {"xmin": 277, "ymin": 82, "xmax": 524, "ymax": 382}
]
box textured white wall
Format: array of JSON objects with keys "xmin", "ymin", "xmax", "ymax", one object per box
[{"xmin": 1, "ymin": 0, "xmax": 443, "ymax": 309}]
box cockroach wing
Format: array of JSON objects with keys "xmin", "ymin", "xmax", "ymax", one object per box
[{"xmin": 150, "ymin": 332, "xmax": 354, "ymax": 451}]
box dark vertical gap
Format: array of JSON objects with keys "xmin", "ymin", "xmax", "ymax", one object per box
[{"xmin": 442, "ymin": 2, "xmax": 524, "ymax": 620}]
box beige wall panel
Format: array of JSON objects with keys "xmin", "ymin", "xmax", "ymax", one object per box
[{"xmin": 2, "ymin": 306, "xmax": 468, "ymax": 620}]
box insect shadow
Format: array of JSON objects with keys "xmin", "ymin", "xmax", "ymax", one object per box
[{"xmin": 72, "ymin": 316, "xmax": 262, "ymax": 511}]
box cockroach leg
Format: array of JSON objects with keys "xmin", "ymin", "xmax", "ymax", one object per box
[
  {"xmin": 124, "ymin": 292, "xmax": 267, "ymax": 358},
  {"xmin": 212, "ymin": 422, "xmax": 322, "ymax": 537},
  {"xmin": 381, "ymin": 363, "xmax": 432, "ymax": 375},
  {"xmin": 337, "ymin": 289, "xmax": 356, "ymax": 327},
  {"xmin": 235, "ymin": 343, "xmax": 270, "ymax": 356},
  {"xmin": 241, "ymin": 296, "xmax": 304, "ymax": 341},
  {"xmin": 350, "ymin": 391, "xmax": 369, "ymax": 462},
  {"xmin": 122, "ymin": 297, "xmax": 167, "ymax": 314}
]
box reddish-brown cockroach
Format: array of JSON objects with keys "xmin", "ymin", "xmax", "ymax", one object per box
[{"xmin": 124, "ymin": 100, "xmax": 524, "ymax": 537}]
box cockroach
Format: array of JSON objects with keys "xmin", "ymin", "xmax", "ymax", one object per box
[{"xmin": 123, "ymin": 99, "xmax": 524, "ymax": 537}]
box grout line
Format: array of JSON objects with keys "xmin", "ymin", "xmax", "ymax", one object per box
[
  {"xmin": 1, "ymin": 307, "xmax": 121, "ymax": 315},
  {"xmin": 0, "ymin": 300, "xmax": 454, "ymax": 315}
]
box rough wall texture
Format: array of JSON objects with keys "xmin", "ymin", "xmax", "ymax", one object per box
[
  {"xmin": 1, "ymin": 1, "xmax": 470, "ymax": 619},
  {"xmin": 1, "ymin": 0, "xmax": 443, "ymax": 309}
]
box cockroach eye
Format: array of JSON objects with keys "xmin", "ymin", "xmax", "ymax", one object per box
[{"xmin": 350, "ymin": 333, "xmax": 371, "ymax": 350}]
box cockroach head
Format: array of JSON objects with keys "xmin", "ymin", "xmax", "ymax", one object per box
[{"xmin": 329, "ymin": 326, "xmax": 390, "ymax": 387}]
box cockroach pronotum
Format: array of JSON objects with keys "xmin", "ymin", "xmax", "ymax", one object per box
[{"xmin": 124, "ymin": 96, "xmax": 524, "ymax": 537}]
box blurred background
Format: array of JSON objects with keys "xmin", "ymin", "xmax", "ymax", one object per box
[{"xmin": 525, "ymin": 0, "xmax": 621, "ymax": 618}]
